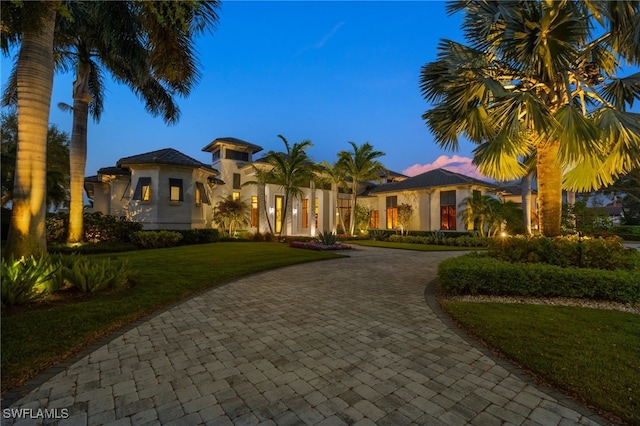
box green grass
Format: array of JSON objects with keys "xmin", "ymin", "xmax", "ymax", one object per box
[
  {"xmin": 1, "ymin": 242, "xmax": 342, "ymax": 391},
  {"xmin": 441, "ymin": 301, "xmax": 640, "ymax": 425},
  {"xmin": 351, "ymin": 240, "xmax": 478, "ymax": 251}
]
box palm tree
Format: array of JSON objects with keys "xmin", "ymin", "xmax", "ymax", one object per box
[
  {"xmin": 458, "ymin": 192, "xmax": 498, "ymax": 237},
  {"xmin": 1, "ymin": 111, "xmax": 70, "ymax": 209},
  {"xmin": 243, "ymin": 164, "xmax": 275, "ymax": 235},
  {"xmin": 1, "ymin": 1, "xmax": 59, "ymax": 259},
  {"xmin": 264, "ymin": 135, "xmax": 318, "ymax": 237},
  {"xmin": 337, "ymin": 142, "xmax": 385, "ymax": 235},
  {"xmin": 53, "ymin": 1, "xmax": 220, "ymax": 243},
  {"xmin": 213, "ymin": 196, "xmax": 251, "ymax": 237},
  {"xmin": 319, "ymin": 160, "xmax": 348, "ymax": 234},
  {"xmin": 420, "ymin": 1, "xmax": 640, "ymax": 237}
]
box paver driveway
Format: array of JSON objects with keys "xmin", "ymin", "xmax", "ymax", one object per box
[{"xmin": 3, "ymin": 246, "xmax": 614, "ymax": 425}]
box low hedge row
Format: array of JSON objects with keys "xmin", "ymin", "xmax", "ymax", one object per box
[{"xmin": 437, "ymin": 254, "xmax": 640, "ymax": 304}]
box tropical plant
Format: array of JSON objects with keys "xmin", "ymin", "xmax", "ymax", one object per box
[
  {"xmin": 243, "ymin": 165, "xmax": 275, "ymax": 235},
  {"xmin": 213, "ymin": 196, "xmax": 252, "ymax": 237},
  {"xmin": 61, "ymin": 254, "xmax": 131, "ymax": 293},
  {"xmin": 262, "ymin": 135, "xmax": 319, "ymax": 237},
  {"xmin": 316, "ymin": 230, "xmax": 339, "ymax": 246},
  {"xmin": 51, "ymin": 1, "xmax": 220, "ymax": 243},
  {"xmin": 319, "ymin": 160, "xmax": 349, "ymax": 234},
  {"xmin": 420, "ymin": 1, "xmax": 640, "ymax": 237},
  {"xmin": 1, "ymin": 1, "xmax": 60, "ymax": 259},
  {"xmin": 337, "ymin": 142, "xmax": 385, "ymax": 235},
  {"xmin": 1, "ymin": 254, "xmax": 61, "ymax": 305},
  {"xmin": 396, "ymin": 203, "xmax": 414, "ymax": 236},
  {"xmin": 458, "ymin": 193, "xmax": 500, "ymax": 237},
  {"xmin": 1, "ymin": 111, "xmax": 70, "ymax": 209}
]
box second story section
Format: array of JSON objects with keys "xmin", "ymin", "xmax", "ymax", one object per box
[{"xmin": 202, "ymin": 137, "xmax": 263, "ymax": 197}]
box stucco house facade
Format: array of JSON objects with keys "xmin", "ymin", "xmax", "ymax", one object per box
[{"xmin": 86, "ymin": 137, "xmax": 504, "ymax": 235}]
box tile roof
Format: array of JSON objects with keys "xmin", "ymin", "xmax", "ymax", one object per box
[
  {"xmin": 117, "ymin": 148, "xmax": 218, "ymax": 174},
  {"xmin": 368, "ymin": 168, "xmax": 496, "ymax": 194},
  {"xmin": 201, "ymin": 137, "xmax": 263, "ymax": 154}
]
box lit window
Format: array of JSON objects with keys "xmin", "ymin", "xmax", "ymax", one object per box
[
  {"xmin": 133, "ymin": 177, "xmax": 152, "ymax": 201},
  {"xmin": 195, "ymin": 182, "xmax": 210, "ymax": 205},
  {"xmin": 275, "ymin": 196, "xmax": 284, "ymax": 233},
  {"xmin": 440, "ymin": 190, "xmax": 456, "ymax": 230},
  {"xmin": 251, "ymin": 196, "xmax": 258, "ymax": 227},
  {"xmin": 370, "ymin": 210, "xmax": 379, "ymax": 229},
  {"xmin": 169, "ymin": 178, "xmax": 183, "ymax": 202},
  {"xmin": 302, "ymin": 199, "xmax": 309, "ymax": 228},
  {"xmin": 386, "ymin": 196, "xmax": 397, "ymax": 229},
  {"xmin": 232, "ymin": 192, "xmax": 240, "ymax": 201}
]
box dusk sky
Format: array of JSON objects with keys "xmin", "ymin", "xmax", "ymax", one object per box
[{"xmin": 1, "ymin": 1, "xmax": 490, "ymax": 179}]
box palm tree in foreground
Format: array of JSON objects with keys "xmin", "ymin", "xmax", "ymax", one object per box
[
  {"xmin": 337, "ymin": 142, "xmax": 385, "ymax": 235},
  {"xmin": 421, "ymin": 0, "xmax": 640, "ymax": 237},
  {"xmin": 1, "ymin": 1, "xmax": 59, "ymax": 259},
  {"xmin": 264, "ymin": 135, "xmax": 317, "ymax": 237},
  {"xmin": 319, "ymin": 161, "xmax": 348, "ymax": 234}
]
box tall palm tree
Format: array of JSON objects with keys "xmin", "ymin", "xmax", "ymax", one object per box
[
  {"xmin": 319, "ymin": 160, "xmax": 348, "ymax": 234},
  {"xmin": 1, "ymin": 1, "xmax": 59, "ymax": 259},
  {"xmin": 264, "ymin": 135, "xmax": 318, "ymax": 237},
  {"xmin": 337, "ymin": 142, "xmax": 385, "ymax": 235},
  {"xmin": 420, "ymin": 1, "xmax": 640, "ymax": 237},
  {"xmin": 243, "ymin": 164, "xmax": 275, "ymax": 235},
  {"xmin": 53, "ymin": 1, "xmax": 220, "ymax": 243}
]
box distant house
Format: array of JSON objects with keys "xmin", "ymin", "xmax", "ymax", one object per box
[
  {"xmin": 85, "ymin": 148, "xmax": 221, "ymax": 230},
  {"xmin": 360, "ymin": 168, "xmax": 497, "ymax": 232},
  {"xmin": 86, "ymin": 139, "xmax": 505, "ymax": 235}
]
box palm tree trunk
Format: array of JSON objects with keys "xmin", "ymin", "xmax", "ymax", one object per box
[
  {"xmin": 259, "ymin": 183, "xmax": 274, "ymax": 235},
  {"xmin": 280, "ymin": 193, "xmax": 289, "ymax": 238},
  {"xmin": 5, "ymin": 7, "xmax": 56, "ymax": 260},
  {"xmin": 67, "ymin": 62, "xmax": 92, "ymax": 243},
  {"xmin": 521, "ymin": 173, "xmax": 532, "ymax": 235},
  {"xmin": 349, "ymin": 183, "xmax": 358, "ymax": 236},
  {"xmin": 537, "ymin": 142, "xmax": 563, "ymax": 237}
]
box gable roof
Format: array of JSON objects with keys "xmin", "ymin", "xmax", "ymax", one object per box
[
  {"xmin": 368, "ymin": 168, "xmax": 496, "ymax": 194},
  {"xmin": 201, "ymin": 137, "xmax": 263, "ymax": 154},
  {"xmin": 117, "ymin": 148, "xmax": 218, "ymax": 174}
]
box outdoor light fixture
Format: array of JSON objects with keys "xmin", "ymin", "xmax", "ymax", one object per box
[
  {"xmin": 269, "ymin": 207, "xmax": 275, "ymax": 215},
  {"xmin": 293, "ymin": 208, "xmax": 298, "ymax": 215},
  {"xmin": 500, "ymin": 231, "xmax": 507, "ymax": 238}
]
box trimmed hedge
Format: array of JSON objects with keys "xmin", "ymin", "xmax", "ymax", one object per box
[{"xmin": 437, "ymin": 254, "xmax": 640, "ymax": 304}]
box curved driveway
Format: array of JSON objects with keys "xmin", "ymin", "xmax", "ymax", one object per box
[{"xmin": 4, "ymin": 246, "xmax": 614, "ymax": 425}]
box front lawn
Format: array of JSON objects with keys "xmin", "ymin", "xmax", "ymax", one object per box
[
  {"xmin": 441, "ymin": 301, "xmax": 640, "ymax": 425},
  {"xmin": 1, "ymin": 242, "xmax": 342, "ymax": 392}
]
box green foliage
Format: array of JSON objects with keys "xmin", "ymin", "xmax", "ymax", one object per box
[
  {"xmin": 316, "ymin": 231, "xmax": 339, "ymax": 246},
  {"xmin": 488, "ymin": 235, "xmax": 638, "ymax": 271},
  {"xmin": 60, "ymin": 254, "xmax": 131, "ymax": 293},
  {"xmin": 131, "ymin": 230, "xmax": 183, "ymax": 249},
  {"xmin": 396, "ymin": 203, "xmax": 413, "ymax": 236},
  {"xmin": 561, "ymin": 200, "xmax": 613, "ymax": 236},
  {"xmin": 213, "ymin": 196, "xmax": 251, "ymax": 237},
  {"xmin": 1, "ymin": 255, "xmax": 60, "ymax": 305},
  {"xmin": 368, "ymin": 229, "xmax": 392, "ymax": 241},
  {"xmin": 49, "ymin": 241, "xmax": 138, "ymax": 255},
  {"xmin": 438, "ymin": 254, "xmax": 640, "ymax": 304},
  {"xmin": 613, "ymin": 225, "xmax": 640, "ymax": 241},
  {"xmin": 175, "ymin": 228, "xmax": 219, "ymax": 244},
  {"xmin": 388, "ymin": 234, "xmax": 489, "ymax": 247},
  {"xmin": 45, "ymin": 212, "xmax": 143, "ymax": 243}
]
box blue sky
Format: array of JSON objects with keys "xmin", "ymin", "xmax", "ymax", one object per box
[{"xmin": 2, "ymin": 1, "xmax": 485, "ymax": 179}]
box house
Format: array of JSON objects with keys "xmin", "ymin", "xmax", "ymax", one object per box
[
  {"xmin": 86, "ymin": 139, "xmax": 503, "ymax": 235},
  {"xmin": 85, "ymin": 148, "xmax": 221, "ymax": 230},
  {"xmin": 360, "ymin": 168, "xmax": 498, "ymax": 232}
]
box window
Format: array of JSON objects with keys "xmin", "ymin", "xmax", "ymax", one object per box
[
  {"xmin": 302, "ymin": 199, "xmax": 309, "ymax": 228},
  {"xmin": 195, "ymin": 182, "xmax": 210, "ymax": 205},
  {"xmin": 233, "ymin": 173, "xmax": 241, "ymax": 189},
  {"xmin": 275, "ymin": 196, "xmax": 284, "ymax": 233},
  {"xmin": 370, "ymin": 210, "xmax": 379, "ymax": 229},
  {"xmin": 132, "ymin": 177, "xmax": 151, "ymax": 201},
  {"xmin": 251, "ymin": 196, "xmax": 258, "ymax": 227},
  {"xmin": 386, "ymin": 196, "xmax": 398, "ymax": 229},
  {"xmin": 212, "ymin": 150, "xmax": 221, "ymax": 161},
  {"xmin": 232, "ymin": 192, "xmax": 240, "ymax": 201},
  {"xmin": 226, "ymin": 149, "xmax": 249, "ymax": 161},
  {"xmin": 169, "ymin": 178, "xmax": 183, "ymax": 202},
  {"xmin": 440, "ymin": 190, "xmax": 456, "ymax": 230}
]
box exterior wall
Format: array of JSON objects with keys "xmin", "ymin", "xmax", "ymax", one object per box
[
  {"xmin": 109, "ymin": 176, "xmax": 130, "ymax": 217},
  {"xmin": 129, "ymin": 167, "xmax": 160, "ymax": 229},
  {"xmin": 87, "ymin": 182, "xmax": 111, "ymax": 215}
]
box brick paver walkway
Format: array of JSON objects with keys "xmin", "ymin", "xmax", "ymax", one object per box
[{"xmin": 2, "ymin": 246, "xmax": 615, "ymax": 425}]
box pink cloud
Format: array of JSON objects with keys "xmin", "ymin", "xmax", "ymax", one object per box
[{"xmin": 402, "ymin": 155, "xmax": 492, "ymax": 181}]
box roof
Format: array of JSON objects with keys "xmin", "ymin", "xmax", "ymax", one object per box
[
  {"xmin": 201, "ymin": 137, "xmax": 263, "ymax": 154},
  {"xmin": 97, "ymin": 166, "xmax": 131, "ymax": 176},
  {"xmin": 117, "ymin": 148, "xmax": 218, "ymax": 174},
  {"xmin": 379, "ymin": 170, "xmax": 408, "ymax": 180},
  {"xmin": 368, "ymin": 168, "xmax": 496, "ymax": 194},
  {"xmin": 497, "ymin": 183, "xmax": 537, "ymax": 197}
]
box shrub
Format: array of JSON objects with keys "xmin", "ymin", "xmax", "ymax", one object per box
[
  {"xmin": 46, "ymin": 214, "xmax": 67, "ymax": 242},
  {"xmin": 131, "ymin": 230, "xmax": 183, "ymax": 249},
  {"xmin": 45, "ymin": 212, "xmax": 143, "ymax": 243},
  {"xmin": 488, "ymin": 234, "xmax": 638, "ymax": 270},
  {"xmin": 437, "ymin": 254, "xmax": 640, "ymax": 304},
  {"xmin": 175, "ymin": 228, "xmax": 219, "ymax": 245},
  {"xmin": 613, "ymin": 225, "xmax": 640, "ymax": 241},
  {"xmin": 388, "ymin": 234, "xmax": 489, "ymax": 247},
  {"xmin": 61, "ymin": 254, "xmax": 131, "ymax": 293},
  {"xmin": 49, "ymin": 241, "xmax": 138, "ymax": 255},
  {"xmin": 316, "ymin": 231, "xmax": 339, "ymax": 246},
  {"xmin": 368, "ymin": 229, "xmax": 392, "ymax": 241},
  {"xmin": 1, "ymin": 255, "xmax": 61, "ymax": 305}
]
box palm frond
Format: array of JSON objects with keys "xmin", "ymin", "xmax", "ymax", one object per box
[{"xmin": 600, "ymin": 72, "xmax": 640, "ymax": 109}]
